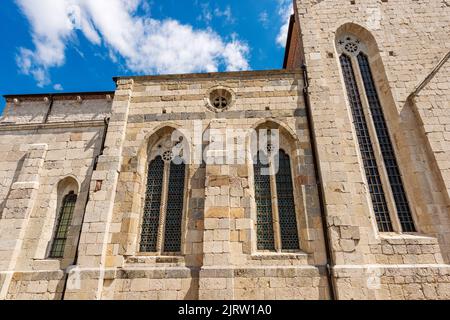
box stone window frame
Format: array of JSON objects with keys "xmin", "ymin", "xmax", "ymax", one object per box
[
  {"xmin": 49, "ymin": 191, "xmax": 77, "ymax": 258},
  {"xmin": 248, "ymin": 124, "xmax": 310, "ymax": 254},
  {"xmin": 136, "ymin": 134, "xmax": 190, "ymax": 257},
  {"xmin": 45, "ymin": 176, "xmax": 81, "ymax": 262},
  {"xmin": 336, "ymin": 33, "xmax": 418, "ymax": 234},
  {"xmin": 205, "ymin": 86, "xmax": 236, "ymax": 113}
]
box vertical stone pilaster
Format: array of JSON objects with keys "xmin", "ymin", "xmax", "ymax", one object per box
[
  {"xmin": 64, "ymin": 79, "xmax": 133, "ymax": 300},
  {"xmin": 0, "ymin": 143, "xmax": 48, "ymax": 299},
  {"xmin": 199, "ymin": 120, "xmax": 234, "ymax": 300}
]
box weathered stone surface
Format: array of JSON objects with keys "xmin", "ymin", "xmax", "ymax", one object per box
[{"xmin": 0, "ymin": 0, "xmax": 449, "ymax": 301}]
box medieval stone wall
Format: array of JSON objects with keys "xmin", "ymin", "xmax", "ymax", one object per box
[
  {"xmin": 0, "ymin": 96, "xmax": 111, "ymax": 299},
  {"xmin": 0, "ymin": 0, "xmax": 449, "ymax": 301},
  {"xmin": 61, "ymin": 71, "xmax": 329, "ymax": 300},
  {"xmin": 293, "ymin": 0, "xmax": 450, "ymax": 299}
]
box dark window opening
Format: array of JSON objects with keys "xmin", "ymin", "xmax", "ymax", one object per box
[
  {"xmin": 50, "ymin": 191, "xmax": 77, "ymax": 258},
  {"xmin": 357, "ymin": 53, "xmax": 415, "ymax": 232},
  {"xmin": 340, "ymin": 54, "xmax": 394, "ymax": 232}
]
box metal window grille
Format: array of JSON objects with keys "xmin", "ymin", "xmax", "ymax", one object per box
[
  {"xmin": 340, "ymin": 54, "xmax": 394, "ymax": 232},
  {"xmin": 254, "ymin": 152, "xmax": 275, "ymax": 250},
  {"xmin": 140, "ymin": 156, "xmax": 164, "ymax": 252},
  {"xmin": 357, "ymin": 53, "xmax": 415, "ymax": 232},
  {"xmin": 276, "ymin": 150, "xmax": 300, "ymax": 250},
  {"xmin": 164, "ymin": 162, "xmax": 186, "ymax": 253},
  {"xmin": 50, "ymin": 192, "xmax": 77, "ymax": 258}
]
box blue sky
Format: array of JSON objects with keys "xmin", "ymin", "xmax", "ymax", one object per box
[{"xmin": 0, "ymin": 0, "xmax": 292, "ymax": 114}]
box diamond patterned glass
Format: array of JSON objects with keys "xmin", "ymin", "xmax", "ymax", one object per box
[
  {"xmin": 164, "ymin": 162, "xmax": 186, "ymax": 253},
  {"xmin": 140, "ymin": 156, "xmax": 164, "ymax": 252},
  {"xmin": 276, "ymin": 150, "xmax": 300, "ymax": 250},
  {"xmin": 254, "ymin": 152, "xmax": 275, "ymax": 251},
  {"xmin": 357, "ymin": 53, "xmax": 415, "ymax": 232},
  {"xmin": 340, "ymin": 54, "xmax": 393, "ymax": 232},
  {"xmin": 50, "ymin": 192, "xmax": 77, "ymax": 258}
]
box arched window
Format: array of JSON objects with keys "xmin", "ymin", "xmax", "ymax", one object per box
[
  {"xmin": 164, "ymin": 161, "xmax": 186, "ymax": 253},
  {"xmin": 254, "ymin": 148, "xmax": 300, "ymax": 252},
  {"xmin": 50, "ymin": 191, "xmax": 77, "ymax": 258},
  {"xmin": 337, "ymin": 34, "xmax": 415, "ymax": 233},
  {"xmin": 140, "ymin": 150, "xmax": 187, "ymax": 254},
  {"xmin": 276, "ymin": 150, "xmax": 300, "ymax": 250},
  {"xmin": 140, "ymin": 156, "xmax": 164, "ymax": 253},
  {"xmin": 254, "ymin": 151, "xmax": 275, "ymax": 251}
]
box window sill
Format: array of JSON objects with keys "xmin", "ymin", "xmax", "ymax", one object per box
[
  {"xmin": 30, "ymin": 259, "xmax": 61, "ymax": 271},
  {"xmin": 379, "ymin": 233, "xmax": 439, "ymax": 245},
  {"xmin": 124, "ymin": 255, "xmax": 185, "ymax": 267},
  {"xmin": 251, "ymin": 252, "xmax": 308, "ymax": 261}
]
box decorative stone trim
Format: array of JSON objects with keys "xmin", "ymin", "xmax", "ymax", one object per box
[
  {"xmin": 336, "ymin": 34, "xmax": 368, "ymax": 56},
  {"xmin": 0, "ymin": 120, "xmax": 106, "ymax": 131}
]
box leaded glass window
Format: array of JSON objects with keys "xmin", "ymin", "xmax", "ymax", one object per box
[
  {"xmin": 254, "ymin": 152, "xmax": 275, "ymax": 251},
  {"xmin": 357, "ymin": 53, "xmax": 415, "ymax": 232},
  {"xmin": 340, "ymin": 54, "xmax": 393, "ymax": 232},
  {"xmin": 338, "ymin": 34, "xmax": 416, "ymax": 233},
  {"xmin": 50, "ymin": 191, "xmax": 77, "ymax": 258},
  {"xmin": 140, "ymin": 152, "xmax": 187, "ymax": 254},
  {"xmin": 140, "ymin": 156, "xmax": 164, "ymax": 252},
  {"xmin": 164, "ymin": 162, "xmax": 186, "ymax": 253},
  {"xmin": 276, "ymin": 150, "xmax": 300, "ymax": 250},
  {"xmin": 254, "ymin": 149, "xmax": 301, "ymax": 252}
]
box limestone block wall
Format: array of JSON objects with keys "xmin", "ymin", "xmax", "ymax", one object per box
[
  {"xmin": 292, "ymin": 0, "xmax": 450, "ymax": 299},
  {"xmin": 1, "ymin": 93, "xmax": 112, "ymax": 125},
  {"xmin": 0, "ymin": 100, "xmax": 49, "ymax": 124},
  {"xmin": 413, "ymin": 60, "xmax": 450, "ymax": 205},
  {"xmin": 69, "ymin": 70, "xmax": 329, "ymax": 300},
  {"xmin": 1, "ymin": 0, "xmax": 448, "ymax": 300},
  {"xmin": 334, "ymin": 265, "xmax": 450, "ymax": 300},
  {"xmin": 47, "ymin": 98, "xmax": 111, "ymax": 123},
  {"xmin": 0, "ymin": 96, "xmax": 111, "ymax": 300}
]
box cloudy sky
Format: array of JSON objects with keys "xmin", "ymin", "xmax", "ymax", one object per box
[{"xmin": 0, "ymin": 0, "xmax": 293, "ymax": 113}]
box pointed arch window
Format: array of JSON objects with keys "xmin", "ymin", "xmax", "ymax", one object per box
[
  {"xmin": 50, "ymin": 191, "xmax": 77, "ymax": 258},
  {"xmin": 254, "ymin": 148, "xmax": 300, "ymax": 252},
  {"xmin": 140, "ymin": 151, "xmax": 186, "ymax": 254},
  {"xmin": 140, "ymin": 156, "xmax": 164, "ymax": 252},
  {"xmin": 338, "ymin": 34, "xmax": 415, "ymax": 233},
  {"xmin": 254, "ymin": 152, "xmax": 275, "ymax": 251},
  {"xmin": 277, "ymin": 150, "xmax": 300, "ymax": 250}
]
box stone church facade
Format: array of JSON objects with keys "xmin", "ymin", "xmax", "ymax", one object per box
[{"xmin": 0, "ymin": 0, "xmax": 449, "ymax": 300}]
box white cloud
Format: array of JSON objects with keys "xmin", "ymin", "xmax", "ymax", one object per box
[
  {"xmin": 198, "ymin": 3, "xmax": 235, "ymax": 25},
  {"xmin": 214, "ymin": 6, "xmax": 235, "ymax": 25},
  {"xmin": 259, "ymin": 11, "xmax": 269, "ymax": 29},
  {"xmin": 15, "ymin": 0, "xmax": 250, "ymax": 86},
  {"xmin": 276, "ymin": 0, "xmax": 293, "ymax": 47},
  {"xmin": 223, "ymin": 34, "xmax": 250, "ymax": 71},
  {"xmin": 53, "ymin": 83, "xmax": 64, "ymax": 91},
  {"xmin": 197, "ymin": 3, "xmax": 213, "ymax": 24}
]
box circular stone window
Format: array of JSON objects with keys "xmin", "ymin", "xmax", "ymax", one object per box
[
  {"xmin": 162, "ymin": 150, "xmax": 174, "ymax": 162},
  {"xmin": 337, "ymin": 35, "xmax": 363, "ymax": 56},
  {"xmin": 207, "ymin": 87, "xmax": 234, "ymax": 112},
  {"xmin": 344, "ymin": 42, "xmax": 359, "ymax": 54}
]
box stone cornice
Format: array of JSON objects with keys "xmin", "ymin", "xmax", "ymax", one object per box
[
  {"xmin": 3, "ymin": 91, "xmax": 115, "ymax": 103},
  {"xmin": 114, "ymin": 69, "xmax": 302, "ymax": 83},
  {"xmin": 0, "ymin": 120, "xmax": 106, "ymax": 131}
]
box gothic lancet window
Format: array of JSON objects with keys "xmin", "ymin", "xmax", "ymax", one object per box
[
  {"xmin": 357, "ymin": 53, "xmax": 415, "ymax": 232},
  {"xmin": 140, "ymin": 145, "xmax": 187, "ymax": 254},
  {"xmin": 254, "ymin": 152, "xmax": 276, "ymax": 251},
  {"xmin": 338, "ymin": 34, "xmax": 415, "ymax": 233},
  {"xmin": 50, "ymin": 191, "xmax": 77, "ymax": 258},
  {"xmin": 140, "ymin": 156, "xmax": 164, "ymax": 252},
  {"xmin": 276, "ymin": 150, "xmax": 300, "ymax": 250},
  {"xmin": 254, "ymin": 147, "xmax": 300, "ymax": 251},
  {"xmin": 164, "ymin": 161, "xmax": 186, "ymax": 253}
]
